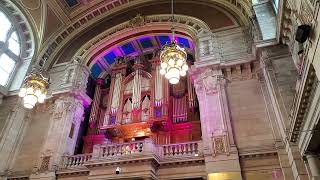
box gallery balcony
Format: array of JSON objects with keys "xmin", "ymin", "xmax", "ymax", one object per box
[{"xmin": 59, "ymin": 139, "xmax": 204, "ymax": 178}]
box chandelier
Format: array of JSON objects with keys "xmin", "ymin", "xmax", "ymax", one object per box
[
  {"xmin": 18, "ymin": 69, "xmax": 49, "ymax": 109},
  {"xmin": 159, "ymin": 0, "xmax": 188, "ymax": 84}
]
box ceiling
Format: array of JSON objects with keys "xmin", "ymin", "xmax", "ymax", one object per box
[{"xmin": 90, "ymin": 34, "xmax": 194, "ymax": 79}]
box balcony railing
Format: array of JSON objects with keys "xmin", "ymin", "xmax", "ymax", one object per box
[
  {"xmin": 62, "ymin": 139, "xmax": 202, "ymax": 169},
  {"xmin": 163, "ymin": 142, "xmax": 199, "ymax": 157},
  {"xmin": 62, "ymin": 154, "xmax": 92, "ymax": 168}
]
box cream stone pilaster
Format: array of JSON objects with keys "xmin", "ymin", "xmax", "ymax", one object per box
[
  {"xmin": 191, "ymin": 30, "xmax": 242, "ymax": 179},
  {"xmin": 191, "ymin": 67, "xmax": 241, "ymax": 179},
  {"xmin": 29, "ymin": 60, "xmax": 91, "ymax": 179},
  {"xmin": 0, "ymin": 98, "xmax": 30, "ymax": 175}
]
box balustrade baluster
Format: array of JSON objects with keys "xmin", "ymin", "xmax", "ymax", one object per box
[
  {"xmin": 194, "ymin": 142, "xmax": 198, "ymax": 154},
  {"xmin": 186, "ymin": 144, "xmax": 190, "ymax": 154}
]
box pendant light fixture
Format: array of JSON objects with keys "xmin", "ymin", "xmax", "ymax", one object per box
[
  {"xmin": 159, "ymin": 0, "xmax": 188, "ymax": 84},
  {"xmin": 18, "ymin": 68, "xmax": 49, "ymax": 109}
]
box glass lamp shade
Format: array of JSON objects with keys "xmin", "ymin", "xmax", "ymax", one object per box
[
  {"xmin": 161, "ymin": 62, "xmax": 168, "ymax": 69},
  {"xmin": 18, "ymin": 88, "xmax": 26, "ymax": 97},
  {"xmin": 169, "ymin": 77, "xmax": 179, "ymax": 84},
  {"xmin": 23, "ymin": 94, "xmax": 38, "ymax": 109},
  {"xmin": 160, "ymin": 68, "xmax": 166, "ymax": 75},
  {"xmin": 179, "ymin": 70, "xmax": 186, "ymax": 77},
  {"xmin": 38, "ymin": 94, "xmax": 46, "ymax": 103},
  {"xmin": 182, "ymin": 64, "xmax": 189, "ymax": 71}
]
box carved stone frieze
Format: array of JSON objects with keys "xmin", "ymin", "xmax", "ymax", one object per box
[{"xmin": 129, "ymin": 14, "xmax": 145, "ymax": 28}]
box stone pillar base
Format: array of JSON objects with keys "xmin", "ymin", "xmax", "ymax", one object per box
[
  {"xmin": 30, "ymin": 172, "xmax": 56, "ymax": 180},
  {"xmin": 83, "ymin": 134, "xmax": 107, "ymax": 153},
  {"xmin": 208, "ymin": 172, "xmax": 242, "ymax": 180},
  {"xmin": 205, "ymin": 154, "xmax": 242, "ymax": 180}
]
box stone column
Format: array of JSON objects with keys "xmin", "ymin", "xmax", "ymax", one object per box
[
  {"xmin": 191, "ymin": 67, "xmax": 242, "ymax": 179},
  {"xmin": 30, "ymin": 60, "xmax": 92, "ymax": 179},
  {"xmin": 29, "ymin": 95, "xmax": 86, "ymax": 179}
]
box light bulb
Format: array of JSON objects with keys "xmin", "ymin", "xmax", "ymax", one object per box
[
  {"xmin": 38, "ymin": 94, "xmax": 46, "ymax": 103},
  {"xmin": 19, "ymin": 88, "xmax": 26, "ymax": 97},
  {"xmin": 180, "ymin": 70, "xmax": 186, "ymax": 77},
  {"xmin": 161, "ymin": 62, "xmax": 168, "ymax": 69},
  {"xmin": 23, "ymin": 94, "xmax": 37, "ymax": 109},
  {"xmin": 35, "ymin": 89, "xmax": 42, "ymax": 98},
  {"xmin": 177, "ymin": 59, "xmax": 183, "ymax": 66},
  {"xmin": 26, "ymin": 87, "xmax": 34, "ymax": 94},
  {"xmin": 168, "ymin": 59, "xmax": 175, "ymax": 66},
  {"xmin": 182, "ymin": 64, "xmax": 189, "ymax": 71},
  {"xmin": 166, "ymin": 67, "xmax": 180, "ymax": 80},
  {"xmin": 160, "ymin": 68, "xmax": 166, "ymax": 75},
  {"xmin": 165, "ymin": 71, "xmax": 170, "ymax": 79},
  {"xmin": 169, "ymin": 77, "xmax": 179, "ymax": 84}
]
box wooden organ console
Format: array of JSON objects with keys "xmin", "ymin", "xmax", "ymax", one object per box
[{"xmin": 83, "ymin": 55, "xmax": 201, "ymax": 153}]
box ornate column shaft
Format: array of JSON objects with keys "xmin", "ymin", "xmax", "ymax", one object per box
[
  {"xmin": 191, "ymin": 67, "xmax": 241, "ymax": 178},
  {"xmin": 32, "ymin": 60, "xmax": 92, "ymax": 174}
]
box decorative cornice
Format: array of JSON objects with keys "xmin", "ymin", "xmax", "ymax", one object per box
[{"xmin": 289, "ymin": 65, "xmax": 317, "ymax": 142}]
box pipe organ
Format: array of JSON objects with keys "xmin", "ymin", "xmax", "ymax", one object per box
[{"xmin": 83, "ymin": 55, "xmax": 201, "ymax": 153}]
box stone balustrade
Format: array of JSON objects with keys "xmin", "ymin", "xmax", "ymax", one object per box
[
  {"xmin": 61, "ymin": 139, "xmax": 202, "ymax": 169},
  {"xmin": 100, "ymin": 141, "xmax": 144, "ymax": 157},
  {"xmin": 63, "ymin": 154, "xmax": 92, "ymax": 168},
  {"xmin": 162, "ymin": 141, "xmax": 199, "ymax": 157}
]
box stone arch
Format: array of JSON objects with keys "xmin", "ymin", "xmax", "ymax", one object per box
[
  {"xmin": 36, "ymin": 0, "xmax": 253, "ymax": 70},
  {"xmin": 72, "ymin": 15, "xmax": 210, "ymax": 70}
]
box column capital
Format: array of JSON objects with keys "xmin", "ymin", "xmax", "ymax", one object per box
[{"xmin": 190, "ymin": 66, "xmax": 224, "ymax": 95}]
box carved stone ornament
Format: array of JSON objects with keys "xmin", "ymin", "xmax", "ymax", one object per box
[
  {"xmin": 192, "ymin": 68, "xmax": 222, "ymax": 95},
  {"xmin": 39, "ymin": 156, "xmax": 50, "ymax": 172},
  {"xmin": 53, "ymin": 99, "xmax": 65, "ymax": 119},
  {"xmin": 212, "ymin": 134, "xmax": 230, "ymax": 157},
  {"xmin": 129, "ymin": 14, "xmax": 145, "ymax": 28}
]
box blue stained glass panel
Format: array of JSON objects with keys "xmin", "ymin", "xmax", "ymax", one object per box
[
  {"xmin": 65, "ymin": 0, "xmax": 78, "ymax": 7},
  {"xmin": 140, "ymin": 38, "xmax": 153, "ymax": 49},
  {"xmin": 90, "ymin": 64, "xmax": 102, "ymax": 79},
  {"xmin": 103, "ymin": 52, "xmax": 117, "ymax": 64},
  {"xmin": 121, "ymin": 43, "xmax": 135, "ymax": 55},
  {"xmin": 177, "ymin": 37, "xmax": 190, "ymax": 48},
  {"xmin": 158, "ymin": 36, "xmax": 170, "ymax": 46}
]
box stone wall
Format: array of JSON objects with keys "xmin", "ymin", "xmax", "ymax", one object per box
[
  {"xmin": 0, "ymin": 96, "xmax": 18, "ymax": 135},
  {"xmin": 227, "ymin": 79, "xmax": 275, "ymax": 152},
  {"xmin": 11, "ymin": 104, "xmax": 52, "ymax": 173},
  {"xmin": 265, "ymin": 45, "xmax": 297, "ymax": 129}
]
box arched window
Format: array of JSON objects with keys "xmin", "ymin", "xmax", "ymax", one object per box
[{"xmin": 0, "ymin": 10, "xmax": 21, "ymax": 86}]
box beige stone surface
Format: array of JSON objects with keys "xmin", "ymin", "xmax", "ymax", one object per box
[
  {"xmin": 227, "ymin": 79, "xmax": 275, "ymax": 151},
  {"xmin": 0, "ymin": 96, "xmax": 19, "ymax": 134},
  {"xmin": 12, "ymin": 105, "xmax": 52, "ymax": 173}
]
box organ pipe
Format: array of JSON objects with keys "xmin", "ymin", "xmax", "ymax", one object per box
[
  {"xmin": 187, "ymin": 75, "xmax": 197, "ymax": 108},
  {"xmin": 155, "ymin": 65, "xmax": 163, "ymax": 106},
  {"xmin": 111, "ymin": 73, "xmax": 123, "ymax": 113},
  {"xmin": 132, "ymin": 69, "xmax": 141, "ymax": 110},
  {"xmin": 103, "ymin": 75, "xmax": 115, "ymax": 126}
]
